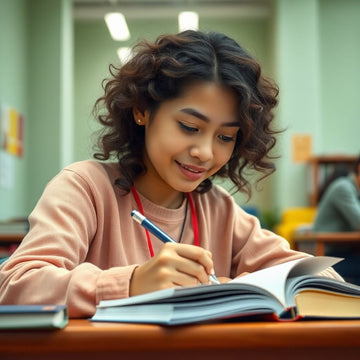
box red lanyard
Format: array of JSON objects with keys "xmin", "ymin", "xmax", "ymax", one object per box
[{"xmin": 131, "ymin": 186, "xmax": 199, "ymax": 257}]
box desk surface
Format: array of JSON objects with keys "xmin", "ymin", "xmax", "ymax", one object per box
[
  {"xmin": 1, "ymin": 319, "xmax": 360, "ymax": 360},
  {"xmin": 293, "ymin": 231, "xmax": 360, "ymax": 255},
  {"xmin": 293, "ymin": 231, "xmax": 360, "ymax": 241}
]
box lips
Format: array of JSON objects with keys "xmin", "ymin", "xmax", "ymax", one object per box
[
  {"xmin": 181, "ymin": 164, "xmax": 202, "ymax": 173},
  {"xmin": 176, "ymin": 161, "xmax": 206, "ymax": 181}
]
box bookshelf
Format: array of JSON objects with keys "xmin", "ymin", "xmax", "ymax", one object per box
[{"xmin": 308, "ymin": 154, "xmax": 358, "ymax": 206}]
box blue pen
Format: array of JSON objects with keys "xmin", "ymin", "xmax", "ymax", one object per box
[{"xmin": 131, "ymin": 210, "xmax": 220, "ymax": 285}]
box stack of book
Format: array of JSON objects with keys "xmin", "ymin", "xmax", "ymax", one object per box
[{"xmin": 0, "ymin": 305, "xmax": 68, "ymax": 329}]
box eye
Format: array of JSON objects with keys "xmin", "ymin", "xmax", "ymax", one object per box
[
  {"xmin": 178, "ymin": 122, "xmax": 198, "ymax": 133},
  {"xmin": 218, "ymin": 134, "xmax": 235, "ymax": 143}
]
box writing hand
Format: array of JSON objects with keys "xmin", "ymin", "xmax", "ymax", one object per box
[{"xmin": 129, "ymin": 242, "xmax": 215, "ymax": 296}]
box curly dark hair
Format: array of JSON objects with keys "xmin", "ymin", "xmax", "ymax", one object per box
[{"xmin": 93, "ymin": 30, "xmax": 280, "ymax": 197}]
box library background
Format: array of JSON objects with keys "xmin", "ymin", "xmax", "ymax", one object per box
[{"xmin": 1, "ymin": 1, "xmax": 360, "ymax": 281}]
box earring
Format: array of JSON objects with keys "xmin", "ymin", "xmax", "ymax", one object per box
[{"xmin": 137, "ymin": 119, "xmax": 142, "ymax": 124}]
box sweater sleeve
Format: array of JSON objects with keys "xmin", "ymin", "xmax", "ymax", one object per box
[
  {"xmin": 199, "ymin": 186, "xmax": 343, "ymax": 282},
  {"xmin": 228, "ymin": 199, "xmax": 343, "ymax": 282},
  {"xmin": 0, "ymin": 165, "xmax": 137, "ymax": 318}
]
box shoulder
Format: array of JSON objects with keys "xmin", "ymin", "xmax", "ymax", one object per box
[
  {"xmin": 61, "ymin": 160, "xmax": 120, "ymax": 185},
  {"xmin": 44, "ymin": 160, "xmax": 121, "ymax": 200},
  {"xmin": 38, "ymin": 160, "xmax": 124, "ymax": 214},
  {"xmin": 327, "ymin": 176, "xmax": 355, "ymax": 196},
  {"xmin": 64, "ymin": 160, "xmax": 118, "ymax": 177}
]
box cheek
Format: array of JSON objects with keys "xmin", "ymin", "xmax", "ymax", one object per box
[
  {"xmin": 153, "ymin": 137, "xmax": 181, "ymax": 157},
  {"xmin": 145, "ymin": 126, "xmax": 181, "ymax": 161},
  {"xmin": 154, "ymin": 124, "xmax": 185, "ymax": 152},
  {"xmin": 214, "ymin": 144, "xmax": 235, "ymax": 167}
]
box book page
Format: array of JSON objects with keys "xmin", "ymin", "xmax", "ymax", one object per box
[
  {"xmin": 229, "ymin": 256, "xmax": 341, "ymax": 307},
  {"xmin": 98, "ymin": 287, "xmax": 178, "ymax": 308}
]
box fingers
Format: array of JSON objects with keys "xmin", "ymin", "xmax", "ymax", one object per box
[
  {"xmin": 159, "ymin": 243, "xmax": 214, "ymax": 284},
  {"xmin": 129, "ymin": 243, "xmax": 216, "ymax": 296},
  {"xmin": 174, "ymin": 243, "xmax": 214, "ymax": 276}
]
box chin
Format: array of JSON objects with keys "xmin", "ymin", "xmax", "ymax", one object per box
[{"xmin": 176, "ymin": 182, "xmax": 203, "ymax": 194}]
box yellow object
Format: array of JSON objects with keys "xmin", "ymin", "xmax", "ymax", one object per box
[{"xmin": 274, "ymin": 207, "xmax": 317, "ymax": 248}]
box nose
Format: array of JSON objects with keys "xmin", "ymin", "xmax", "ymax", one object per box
[{"xmin": 189, "ymin": 137, "xmax": 214, "ymax": 162}]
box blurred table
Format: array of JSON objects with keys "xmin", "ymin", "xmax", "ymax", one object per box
[
  {"xmin": 293, "ymin": 231, "xmax": 360, "ymax": 256},
  {"xmin": 1, "ymin": 319, "xmax": 360, "ymax": 360}
]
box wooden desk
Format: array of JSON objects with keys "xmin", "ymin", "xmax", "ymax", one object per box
[
  {"xmin": 293, "ymin": 231, "xmax": 360, "ymax": 256},
  {"xmin": 1, "ymin": 319, "xmax": 360, "ymax": 360},
  {"xmin": 0, "ymin": 233, "xmax": 25, "ymax": 243},
  {"xmin": 0, "ymin": 233, "xmax": 24, "ymax": 260}
]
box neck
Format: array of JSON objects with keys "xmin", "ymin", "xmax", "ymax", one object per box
[{"xmin": 133, "ymin": 179, "xmax": 185, "ymax": 209}]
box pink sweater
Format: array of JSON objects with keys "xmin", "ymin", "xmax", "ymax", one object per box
[{"xmin": 0, "ymin": 160, "xmax": 342, "ymax": 317}]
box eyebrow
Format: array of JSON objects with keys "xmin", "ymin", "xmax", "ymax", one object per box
[{"xmin": 180, "ymin": 108, "xmax": 240, "ymax": 127}]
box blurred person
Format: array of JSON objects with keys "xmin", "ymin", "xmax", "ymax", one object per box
[{"xmin": 313, "ymin": 156, "xmax": 360, "ymax": 284}]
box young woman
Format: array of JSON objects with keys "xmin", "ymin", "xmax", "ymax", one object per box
[{"xmin": 0, "ymin": 31, "xmax": 342, "ymax": 317}]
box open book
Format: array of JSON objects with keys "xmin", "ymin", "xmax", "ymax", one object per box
[{"xmin": 90, "ymin": 256, "xmax": 360, "ymax": 326}]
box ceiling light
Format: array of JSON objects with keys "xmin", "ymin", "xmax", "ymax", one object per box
[
  {"xmin": 104, "ymin": 12, "xmax": 130, "ymax": 41},
  {"xmin": 117, "ymin": 47, "xmax": 132, "ymax": 64},
  {"xmin": 178, "ymin": 11, "xmax": 199, "ymax": 32}
]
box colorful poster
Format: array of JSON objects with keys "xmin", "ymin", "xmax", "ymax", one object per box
[{"xmin": 0, "ymin": 104, "xmax": 24, "ymax": 157}]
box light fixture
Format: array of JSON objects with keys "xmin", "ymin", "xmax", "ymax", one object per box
[
  {"xmin": 104, "ymin": 12, "xmax": 130, "ymax": 41},
  {"xmin": 117, "ymin": 47, "xmax": 132, "ymax": 64},
  {"xmin": 178, "ymin": 11, "xmax": 199, "ymax": 32}
]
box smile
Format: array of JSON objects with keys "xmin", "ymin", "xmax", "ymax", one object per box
[
  {"xmin": 182, "ymin": 164, "xmax": 201, "ymax": 173},
  {"xmin": 176, "ymin": 161, "xmax": 206, "ymax": 180},
  {"xmin": 176, "ymin": 161, "xmax": 206, "ymax": 172}
]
